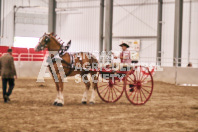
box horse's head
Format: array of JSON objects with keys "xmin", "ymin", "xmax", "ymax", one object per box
[
  {"xmin": 35, "ymin": 32, "xmax": 62, "ymax": 51},
  {"xmin": 35, "ymin": 33, "xmax": 51, "ymax": 51},
  {"xmin": 35, "ymin": 32, "xmax": 71, "ymax": 52}
]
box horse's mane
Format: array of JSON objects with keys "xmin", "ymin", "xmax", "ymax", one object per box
[
  {"xmin": 48, "ymin": 33, "xmax": 71, "ymax": 53},
  {"xmin": 50, "ymin": 33, "xmax": 66, "ymax": 46}
]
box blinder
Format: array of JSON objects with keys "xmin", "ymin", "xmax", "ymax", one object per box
[
  {"xmin": 38, "ymin": 35, "xmax": 50, "ymax": 50},
  {"xmin": 44, "ymin": 36, "xmax": 50, "ymax": 43}
]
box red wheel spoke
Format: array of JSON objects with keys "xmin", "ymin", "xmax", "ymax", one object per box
[
  {"xmin": 141, "ymin": 75, "xmax": 149, "ymax": 82},
  {"xmin": 129, "ymin": 76, "xmax": 135, "ymax": 83},
  {"xmin": 99, "ymin": 86, "xmax": 109, "ymax": 94},
  {"xmin": 142, "ymin": 87, "xmax": 150, "ymax": 94},
  {"xmin": 137, "ymin": 92, "xmax": 139, "ymax": 103},
  {"xmin": 98, "ymin": 84, "xmax": 108, "ymax": 88},
  {"xmin": 104, "ymin": 87, "xmax": 109, "ymax": 98},
  {"xmin": 108, "ymin": 88, "xmax": 111, "ymax": 101},
  {"xmin": 126, "ymin": 79, "xmax": 132, "ymax": 84},
  {"xmin": 128, "ymin": 89, "xmax": 134, "ymax": 97},
  {"xmin": 126, "ymin": 77, "xmax": 135, "ymax": 85},
  {"xmin": 140, "ymin": 90, "xmax": 143, "ymax": 102},
  {"xmin": 114, "ymin": 86, "xmax": 121, "ymax": 93},
  {"xmin": 140, "ymin": 89, "xmax": 147, "ymax": 99},
  {"xmin": 112, "ymin": 87, "xmax": 118, "ymax": 98},
  {"xmin": 111, "ymin": 88, "xmax": 114, "ymax": 101},
  {"xmin": 140, "ymin": 72, "xmax": 145, "ymax": 81},
  {"xmin": 132, "ymin": 90, "xmax": 137, "ymax": 101}
]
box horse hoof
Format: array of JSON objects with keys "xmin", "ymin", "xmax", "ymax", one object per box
[
  {"xmin": 57, "ymin": 103, "xmax": 63, "ymax": 106},
  {"xmin": 82, "ymin": 101, "xmax": 87, "ymax": 104},
  {"xmin": 53, "ymin": 102, "xmax": 58, "ymax": 105},
  {"xmin": 89, "ymin": 102, "xmax": 95, "ymax": 105}
]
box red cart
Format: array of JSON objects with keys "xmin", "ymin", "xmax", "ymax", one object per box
[{"xmin": 93, "ymin": 65, "xmax": 154, "ymax": 105}]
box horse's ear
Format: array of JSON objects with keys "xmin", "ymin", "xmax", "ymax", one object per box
[
  {"xmin": 67, "ymin": 40, "xmax": 71, "ymax": 45},
  {"xmin": 63, "ymin": 40, "xmax": 71, "ymax": 51},
  {"xmin": 51, "ymin": 32, "xmax": 54, "ymax": 35}
]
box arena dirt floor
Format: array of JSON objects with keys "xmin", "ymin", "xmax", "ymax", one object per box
[{"xmin": 0, "ymin": 78, "xmax": 198, "ymax": 132}]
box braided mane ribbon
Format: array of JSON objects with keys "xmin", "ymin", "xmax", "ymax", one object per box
[{"xmin": 59, "ymin": 40, "xmax": 71, "ymax": 56}]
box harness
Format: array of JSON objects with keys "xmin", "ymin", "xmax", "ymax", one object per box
[
  {"xmin": 48, "ymin": 52, "xmax": 75, "ymax": 76},
  {"xmin": 45, "ymin": 38, "xmax": 76, "ymax": 76},
  {"xmin": 42, "ymin": 36, "xmax": 95, "ymax": 76},
  {"xmin": 48, "ymin": 52, "xmax": 97, "ymax": 77}
]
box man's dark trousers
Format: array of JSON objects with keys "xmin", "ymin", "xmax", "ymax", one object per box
[{"xmin": 2, "ymin": 78, "xmax": 15, "ymax": 101}]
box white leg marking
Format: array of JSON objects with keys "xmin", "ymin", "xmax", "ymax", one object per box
[
  {"xmin": 82, "ymin": 89, "xmax": 88, "ymax": 102},
  {"xmin": 54, "ymin": 93, "xmax": 59, "ymax": 103},
  {"xmin": 61, "ymin": 92, "xmax": 64, "ymax": 105},
  {"xmin": 57, "ymin": 91, "xmax": 64, "ymax": 105},
  {"xmin": 90, "ymin": 89, "xmax": 96, "ymax": 103}
]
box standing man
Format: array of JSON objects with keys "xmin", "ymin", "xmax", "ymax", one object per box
[{"xmin": 0, "ymin": 49, "xmax": 17, "ymax": 103}]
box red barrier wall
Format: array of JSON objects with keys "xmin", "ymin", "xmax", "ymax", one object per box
[{"xmin": 0, "ymin": 46, "xmax": 46, "ymax": 61}]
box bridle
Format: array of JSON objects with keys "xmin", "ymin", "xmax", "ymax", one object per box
[
  {"xmin": 37, "ymin": 35, "xmax": 51, "ymax": 50},
  {"xmin": 38, "ymin": 34, "xmax": 70, "ymax": 54}
]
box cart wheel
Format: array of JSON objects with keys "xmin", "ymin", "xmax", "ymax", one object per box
[
  {"xmin": 124, "ymin": 66, "xmax": 153, "ymax": 105},
  {"xmin": 97, "ymin": 74, "xmax": 124, "ymax": 103}
]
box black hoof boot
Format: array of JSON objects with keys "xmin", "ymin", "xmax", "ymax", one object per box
[
  {"xmin": 4, "ymin": 95, "xmax": 10, "ymax": 101},
  {"xmin": 82, "ymin": 101, "xmax": 87, "ymax": 104},
  {"xmin": 7, "ymin": 98, "xmax": 11, "ymax": 102},
  {"xmin": 57, "ymin": 103, "xmax": 63, "ymax": 106},
  {"xmin": 129, "ymin": 88, "xmax": 134, "ymax": 92},
  {"xmin": 53, "ymin": 102, "xmax": 58, "ymax": 106},
  {"xmin": 89, "ymin": 102, "xmax": 95, "ymax": 105},
  {"xmin": 129, "ymin": 84, "xmax": 135, "ymax": 92}
]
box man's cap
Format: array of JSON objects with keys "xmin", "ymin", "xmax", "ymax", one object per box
[
  {"xmin": 119, "ymin": 43, "xmax": 129, "ymax": 48},
  {"xmin": 7, "ymin": 49, "xmax": 12, "ymax": 52}
]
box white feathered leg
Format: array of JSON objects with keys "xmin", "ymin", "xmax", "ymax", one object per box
[
  {"xmin": 89, "ymin": 89, "xmax": 96, "ymax": 104},
  {"xmin": 89, "ymin": 74, "xmax": 98, "ymax": 104},
  {"xmin": 82, "ymin": 89, "xmax": 88, "ymax": 104},
  {"xmin": 57, "ymin": 91, "xmax": 64, "ymax": 106},
  {"xmin": 53, "ymin": 93, "xmax": 59, "ymax": 105},
  {"xmin": 60, "ymin": 92, "xmax": 64, "ymax": 105}
]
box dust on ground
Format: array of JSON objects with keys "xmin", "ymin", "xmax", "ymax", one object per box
[{"xmin": 0, "ymin": 78, "xmax": 198, "ymax": 132}]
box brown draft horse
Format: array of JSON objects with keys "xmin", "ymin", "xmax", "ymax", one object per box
[{"xmin": 35, "ymin": 33, "xmax": 98, "ymax": 106}]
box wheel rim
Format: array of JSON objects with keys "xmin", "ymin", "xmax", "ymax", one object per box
[
  {"xmin": 124, "ymin": 66, "xmax": 153, "ymax": 105},
  {"xmin": 97, "ymin": 74, "xmax": 124, "ymax": 103}
]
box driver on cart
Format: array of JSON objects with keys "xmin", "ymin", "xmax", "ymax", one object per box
[
  {"xmin": 112, "ymin": 43, "xmax": 131, "ymax": 72},
  {"xmin": 113, "ymin": 43, "xmax": 131, "ymax": 63}
]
